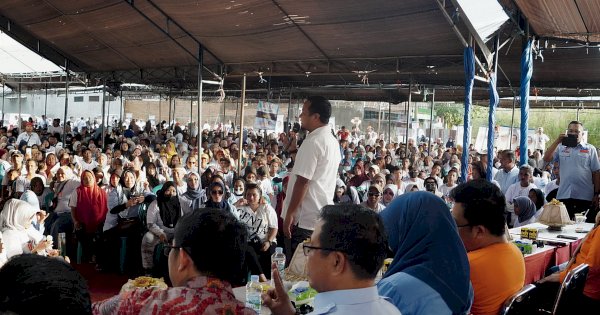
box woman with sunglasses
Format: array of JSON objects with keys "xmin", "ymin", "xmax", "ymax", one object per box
[
  {"xmin": 235, "ymin": 183, "xmax": 278, "ymax": 279},
  {"xmin": 203, "ymin": 181, "xmax": 237, "ymax": 218}
]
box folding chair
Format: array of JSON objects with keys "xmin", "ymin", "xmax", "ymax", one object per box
[
  {"xmin": 552, "ymin": 263, "xmax": 589, "ymax": 315},
  {"xmin": 499, "ymin": 284, "xmax": 537, "ymax": 315}
]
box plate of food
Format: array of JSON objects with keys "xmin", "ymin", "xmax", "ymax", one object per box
[{"xmin": 120, "ymin": 276, "xmax": 168, "ymax": 293}]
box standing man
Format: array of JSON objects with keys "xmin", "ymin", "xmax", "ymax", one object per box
[
  {"xmin": 543, "ymin": 121, "xmax": 600, "ymax": 221},
  {"xmin": 16, "ymin": 122, "xmax": 41, "ymax": 147},
  {"xmin": 533, "ymin": 127, "xmax": 550, "ymax": 155},
  {"xmin": 494, "ymin": 150, "xmax": 519, "ymax": 195},
  {"xmin": 282, "ymin": 96, "xmax": 341, "ymax": 262}
]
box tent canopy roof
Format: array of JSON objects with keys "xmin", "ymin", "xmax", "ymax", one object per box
[{"xmin": 1, "ymin": 0, "xmax": 599, "ymax": 102}]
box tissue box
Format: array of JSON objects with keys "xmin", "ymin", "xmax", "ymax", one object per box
[{"xmin": 520, "ymin": 227, "xmax": 539, "ymax": 240}]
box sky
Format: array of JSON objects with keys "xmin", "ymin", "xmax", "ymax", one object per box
[{"xmin": 0, "ymin": 31, "xmax": 62, "ymax": 73}]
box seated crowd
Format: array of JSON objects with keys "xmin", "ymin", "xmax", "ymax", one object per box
[{"xmin": 0, "ymin": 111, "xmax": 598, "ymax": 314}]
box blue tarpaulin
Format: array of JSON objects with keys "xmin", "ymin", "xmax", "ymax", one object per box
[
  {"xmin": 461, "ymin": 47, "xmax": 474, "ymax": 182},
  {"xmin": 520, "ymin": 40, "xmax": 533, "ymax": 166},
  {"xmin": 487, "ymin": 72, "xmax": 499, "ymax": 181}
]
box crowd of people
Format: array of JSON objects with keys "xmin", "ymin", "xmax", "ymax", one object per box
[{"xmin": 0, "ymin": 95, "xmax": 599, "ymax": 314}]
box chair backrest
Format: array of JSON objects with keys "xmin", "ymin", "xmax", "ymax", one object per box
[
  {"xmin": 499, "ymin": 284, "xmax": 537, "ymax": 315},
  {"xmin": 552, "ymin": 263, "xmax": 589, "ymax": 315}
]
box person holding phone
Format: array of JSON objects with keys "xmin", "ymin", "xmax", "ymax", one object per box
[{"xmin": 543, "ymin": 121, "xmax": 600, "ymax": 222}]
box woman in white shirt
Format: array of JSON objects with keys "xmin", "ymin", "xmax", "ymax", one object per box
[
  {"xmin": 439, "ymin": 169, "xmax": 458, "ymax": 201},
  {"xmin": 235, "ymin": 183, "xmax": 278, "ymax": 279}
]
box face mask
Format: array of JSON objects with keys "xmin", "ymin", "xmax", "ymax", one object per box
[
  {"xmin": 234, "ymin": 188, "xmax": 244, "ymax": 196},
  {"xmin": 495, "ymin": 162, "xmax": 501, "ymax": 168}
]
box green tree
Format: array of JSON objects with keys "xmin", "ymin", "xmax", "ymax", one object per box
[{"xmin": 435, "ymin": 104, "xmax": 463, "ymax": 129}]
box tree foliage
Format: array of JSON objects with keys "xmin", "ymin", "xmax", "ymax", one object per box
[{"xmin": 435, "ymin": 104, "xmax": 463, "ymax": 129}]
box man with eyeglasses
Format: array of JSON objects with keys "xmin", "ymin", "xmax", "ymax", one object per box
[
  {"xmin": 263, "ymin": 205, "xmax": 401, "ymax": 315},
  {"xmin": 450, "ymin": 179, "xmax": 525, "ymax": 315},
  {"xmin": 543, "ymin": 121, "xmax": 600, "ymax": 222},
  {"xmin": 93, "ymin": 208, "xmax": 255, "ymax": 314}
]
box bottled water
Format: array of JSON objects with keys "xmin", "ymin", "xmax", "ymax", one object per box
[
  {"xmin": 271, "ymin": 247, "xmax": 286, "ymax": 281},
  {"xmin": 245, "ymin": 275, "xmax": 262, "ymax": 312}
]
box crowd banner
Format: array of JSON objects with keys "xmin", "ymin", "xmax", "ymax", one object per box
[
  {"xmin": 461, "ymin": 47, "xmax": 475, "ymax": 182},
  {"xmin": 487, "ymin": 72, "xmax": 499, "ymax": 181},
  {"xmin": 254, "ymin": 100, "xmax": 279, "ymax": 131},
  {"xmin": 520, "ymin": 40, "xmax": 533, "ymax": 166}
]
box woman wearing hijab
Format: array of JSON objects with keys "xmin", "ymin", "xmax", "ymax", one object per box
[
  {"xmin": 528, "ymin": 188, "xmax": 546, "ymax": 219},
  {"xmin": 378, "ymin": 192, "xmax": 473, "ymax": 315},
  {"xmin": 141, "ymin": 181, "xmax": 181, "ymax": 273},
  {"xmin": 99, "ymin": 169, "xmax": 147, "ymax": 271},
  {"xmin": 203, "ymin": 181, "xmax": 237, "ymax": 218},
  {"xmin": 382, "ymin": 184, "xmax": 399, "ymax": 206},
  {"xmin": 0, "ymin": 199, "xmax": 55, "ymax": 259},
  {"xmin": 512, "ymin": 196, "xmax": 537, "ymax": 227},
  {"xmin": 180, "ymin": 172, "xmax": 206, "ymax": 214},
  {"xmin": 70, "ymin": 170, "xmax": 108, "ymax": 263}
]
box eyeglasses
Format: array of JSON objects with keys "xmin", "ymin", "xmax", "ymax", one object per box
[
  {"xmin": 368, "ymin": 192, "xmax": 381, "ymax": 197},
  {"xmin": 211, "ymin": 190, "xmax": 224, "ymax": 195},
  {"xmin": 163, "ymin": 244, "xmax": 191, "ymax": 257},
  {"xmin": 302, "ymin": 244, "xmax": 342, "ymax": 256}
]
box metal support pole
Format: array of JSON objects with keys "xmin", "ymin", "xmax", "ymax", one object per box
[
  {"xmin": 1, "ymin": 83, "xmax": 5, "ymax": 127},
  {"xmin": 577, "ymin": 104, "xmax": 580, "ymax": 121},
  {"xmin": 101, "ymin": 83, "xmax": 106, "ymax": 150},
  {"xmin": 222, "ymin": 97, "xmax": 226, "ymax": 138},
  {"xmin": 387, "ymin": 101, "xmax": 392, "ymax": 144},
  {"xmin": 428, "ymin": 88, "xmax": 435, "ymax": 153},
  {"xmin": 286, "ymin": 87, "xmax": 293, "ymax": 133},
  {"xmin": 238, "ymin": 74, "xmax": 247, "ymax": 175},
  {"xmin": 377, "ymin": 102, "xmax": 382, "ymax": 136},
  {"xmin": 158, "ymin": 93, "xmax": 162, "ymax": 130},
  {"xmin": 405, "ymin": 82, "xmax": 412, "ymax": 143},
  {"xmin": 62, "ymin": 60, "xmax": 69, "ymax": 145},
  {"xmin": 18, "ymin": 80, "xmax": 22, "ymax": 129},
  {"xmin": 190, "ymin": 94, "xmax": 193, "ymax": 126},
  {"xmin": 197, "ymin": 45, "xmax": 203, "ymax": 174},
  {"xmin": 509, "ymin": 96, "xmax": 516, "ymax": 150},
  {"xmin": 44, "ymin": 84, "xmax": 48, "ymax": 119},
  {"xmin": 120, "ymin": 89, "xmax": 123, "ymax": 128},
  {"xmin": 168, "ymin": 88, "xmax": 172, "ymax": 131}
]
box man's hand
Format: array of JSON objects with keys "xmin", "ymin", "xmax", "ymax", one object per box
[
  {"xmin": 538, "ymin": 272, "xmax": 561, "ymax": 284},
  {"xmin": 283, "ymin": 215, "xmax": 294, "ymax": 239},
  {"xmin": 262, "ymin": 263, "xmax": 295, "ymax": 315},
  {"xmin": 159, "ymin": 234, "xmax": 168, "ymax": 243}
]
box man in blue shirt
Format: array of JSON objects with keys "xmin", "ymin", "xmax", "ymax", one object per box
[
  {"xmin": 494, "ymin": 150, "xmax": 519, "ymax": 194},
  {"xmin": 544, "ymin": 121, "xmax": 600, "ymax": 221},
  {"xmin": 263, "ymin": 205, "xmax": 400, "ymax": 315}
]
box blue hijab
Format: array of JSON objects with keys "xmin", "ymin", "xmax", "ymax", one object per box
[{"xmin": 380, "ymin": 191, "xmax": 471, "ymax": 314}]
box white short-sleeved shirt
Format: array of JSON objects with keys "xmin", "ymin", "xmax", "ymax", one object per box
[
  {"xmin": 282, "ymin": 125, "xmax": 342, "ymax": 230},
  {"xmin": 505, "ymin": 182, "xmax": 537, "ymax": 205},
  {"xmin": 237, "ymin": 204, "xmax": 278, "ymax": 243}
]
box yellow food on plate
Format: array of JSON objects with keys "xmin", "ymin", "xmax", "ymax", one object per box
[
  {"xmin": 548, "ymin": 199, "xmax": 563, "ymax": 206},
  {"xmin": 121, "ymin": 276, "xmax": 168, "ymax": 293}
]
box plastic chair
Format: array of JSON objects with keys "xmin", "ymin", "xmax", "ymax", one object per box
[
  {"xmin": 551, "ymin": 263, "xmax": 589, "ymax": 315},
  {"xmin": 499, "ymin": 284, "xmax": 537, "ymax": 315}
]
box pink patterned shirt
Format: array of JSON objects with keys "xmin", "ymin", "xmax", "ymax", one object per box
[{"xmin": 92, "ymin": 276, "xmax": 255, "ymax": 315}]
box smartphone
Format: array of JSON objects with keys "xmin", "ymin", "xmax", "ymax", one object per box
[
  {"xmin": 26, "ymin": 147, "xmax": 32, "ymax": 156},
  {"xmin": 561, "ymin": 134, "xmax": 577, "ymax": 147}
]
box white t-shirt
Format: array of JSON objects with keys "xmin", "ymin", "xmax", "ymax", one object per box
[
  {"xmin": 505, "ymin": 182, "xmax": 537, "ymax": 205},
  {"xmin": 439, "ymin": 183, "xmax": 458, "ymax": 200},
  {"xmin": 237, "ymin": 204, "xmax": 278, "ymax": 243},
  {"xmin": 282, "ymin": 125, "xmax": 342, "ymax": 230},
  {"xmin": 544, "ymin": 180, "xmax": 559, "ymax": 196},
  {"xmin": 16, "ymin": 132, "xmax": 41, "ymax": 146}
]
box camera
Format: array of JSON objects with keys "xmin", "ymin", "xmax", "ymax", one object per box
[{"xmin": 561, "ymin": 134, "xmax": 578, "ymax": 147}]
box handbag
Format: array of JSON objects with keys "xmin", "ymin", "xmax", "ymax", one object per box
[{"xmin": 286, "ymin": 241, "xmax": 309, "ymax": 280}]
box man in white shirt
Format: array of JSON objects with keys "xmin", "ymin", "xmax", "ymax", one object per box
[
  {"xmin": 47, "ymin": 119, "xmax": 64, "ymax": 136},
  {"xmin": 16, "ymin": 122, "xmax": 41, "ymax": 147},
  {"xmin": 532, "ymin": 127, "xmax": 550, "ymax": 155},
  {"xmin": 282, "ymin": 96, "xmax": 341, "ymax": 262},
  {"xmin": 264, "ymin": 205, "xmax": 400, "ymax": 315},
  {"xmin": 505, "ymin": 165, "xmax": 538, "ymax": 205},
  {"xmin": 494, "ymin": 150, "xmax": 519, "ymax": 194}
]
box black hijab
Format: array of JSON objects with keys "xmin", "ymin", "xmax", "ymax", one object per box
[
  {"xmin": 204, "ymin": 181, "xmax": 232, "ymax": 213},
  {"xmin": 157, "ymin": 181, "xmax": 181, "ymax": 227}
]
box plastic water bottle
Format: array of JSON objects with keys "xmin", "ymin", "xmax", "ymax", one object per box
[
  {"xmin": 245, "ymin": 275, "xmax": 262, "ymax": 312},
  {"xmin": 271, "ymin": 247, "xmax": 286, "ymax": 281}
]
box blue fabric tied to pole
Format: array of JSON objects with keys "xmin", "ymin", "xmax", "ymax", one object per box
[
  {"xmin": 520, "ymin": 40, "xmax": 533, "ymax": 166},
  {"xmin": 487, "ymin": 72, "xmax": 499, "ymax": 181},
  {"xmin": 461, "ymin": 47, "xmax": 474, "ymax": 182}
]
